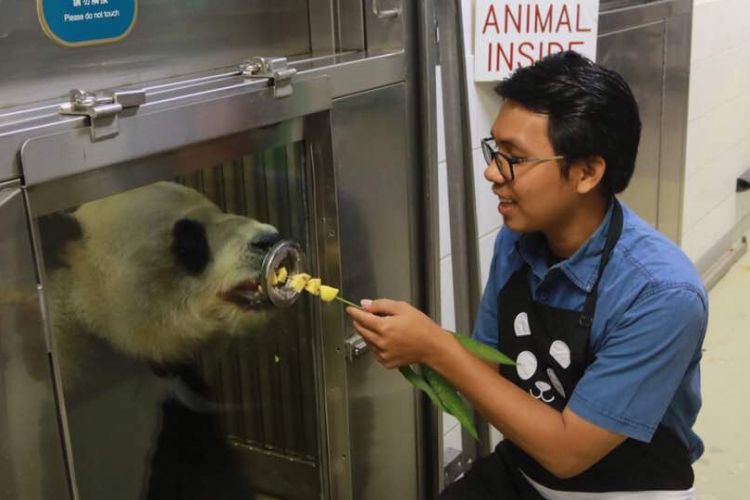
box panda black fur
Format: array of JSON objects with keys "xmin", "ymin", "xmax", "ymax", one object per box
[{"xmin": 41, "ymin": 181, "xmax": 280, "ymax": 500}]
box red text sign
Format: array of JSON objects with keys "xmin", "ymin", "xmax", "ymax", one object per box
[{"xmin": 474, "ymin": 1, "xmax": 599, "ymax": 81}]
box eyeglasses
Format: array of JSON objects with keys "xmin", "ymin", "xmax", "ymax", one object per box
[{"xmin": 481, "ymin": 137, "xmax": 565, "ymax": 182}]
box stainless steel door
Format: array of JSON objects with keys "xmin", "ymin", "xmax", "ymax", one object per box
[
  {"xmin": 333, "ymin": 83, "xmax": 420, "ymax": 500},
  {"xmin": 19, "ymin": 76, "xmax": 351, "ymax": 500}
]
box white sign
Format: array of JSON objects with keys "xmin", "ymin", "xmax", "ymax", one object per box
[{"xmin": 474, "ymin": 0, "xmax": 600, "ymax": 81}]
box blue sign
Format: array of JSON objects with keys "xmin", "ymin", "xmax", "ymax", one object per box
[{"xmin": 38, "ymin": 0, "xmax": 137, "ymax": 46}]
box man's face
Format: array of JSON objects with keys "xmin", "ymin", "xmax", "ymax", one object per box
[{"xmin": 485, "ymin": 101, "xmax": 579, "ymax": 234}]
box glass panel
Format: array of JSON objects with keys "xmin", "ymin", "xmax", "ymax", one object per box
[{"xmin": 36, "ymin": 142, "xmax": 320, "ymax": 500}]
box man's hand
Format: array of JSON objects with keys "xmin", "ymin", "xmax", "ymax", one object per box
[{"xmin": 345, "ymin": 299, "xmax": 453, "ymax": 369}]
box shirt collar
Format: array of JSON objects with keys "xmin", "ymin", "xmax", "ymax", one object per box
[{"xmin": 513, "ymin": 201, "xmax": 616, "ymax": 292}]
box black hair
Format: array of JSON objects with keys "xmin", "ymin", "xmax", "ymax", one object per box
[{"xmin": 495, "ymin": 51, "xmax": 641, "ymax": 195}]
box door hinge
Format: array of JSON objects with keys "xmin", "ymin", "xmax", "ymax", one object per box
[
  {"xmin": 59, "ymin": 88, "xmax": 146, "ymax": 141},
  {"xmin": 240, "ymin": 56, "xmax": 296, "ymax": 99}
]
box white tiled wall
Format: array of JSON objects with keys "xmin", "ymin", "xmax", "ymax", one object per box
[
  {"xmin": 681, "ymin": 0, "xmax": 750, "ymax": 262},
  {"xmin": 438, "ymin": 0, "xmax": 505, "ymax": 463}
]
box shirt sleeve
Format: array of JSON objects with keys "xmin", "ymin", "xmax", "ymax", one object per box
[
  {"xmin": 568, "ymin": 284, "xmax": 707, "ymax": 442},
  {"xmin": 472, "ymin": 230, "xmax": 505, "ymax": 347}
]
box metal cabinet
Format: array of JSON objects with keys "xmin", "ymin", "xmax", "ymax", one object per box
[{"xmin": 0, "ymin": 47, "xmax": 432, "ymax": 500}]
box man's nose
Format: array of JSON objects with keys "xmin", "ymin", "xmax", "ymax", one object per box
[{"xmin": 484, "ymin": 161, "xmax": 505, "ymax": 185}]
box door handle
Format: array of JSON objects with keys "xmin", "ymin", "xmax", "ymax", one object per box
[
  {"xmin": 372, "ymin": 0, "xmax": 400, "ymax": 19},
  {"xmin": 345, "ymin": 334, "xmax": 369, "ymax": 361}
]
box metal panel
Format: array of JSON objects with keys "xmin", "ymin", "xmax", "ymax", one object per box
[
  {"xmin": 25, "ymin": 118, "xmax": 305, "ymax": 217},
  {"xmin": 335, "ymin": 0, "xmax": 365, "ymax": 52},
  {"xmin": 0, "ymin": 52, "xmax": 406, "ymax": 183},
  {"xmin": 20, "ymin": 76, "xmax": 332, "ymax": 187},
  {"xmin": 598, "ymin": 0, "xmax": 691, "ymax": 241},
  {"xmin": 599, "ymin": 22, "xmax": 665, "ymax": 225},
  {"xmin": 601, "ymin": 0, "xmax": 670, "ymax": 12},
  {"xmin": 310, "ymin": 0, "xmax": 336, "ymax": 55},
  {"xmin": 364, "ymin": 0, "xmax": 405, "ymax": 54},
  {"xmin": 0, "ymin": 0, "xmax": 314, "ymax": 108},
  {"xmin": 0, "ymin": 181, "xmax": 70, "ymax": 500},
  {"xmin": 332, "ymin": 84, "xmax": 418, "ymax": 500},
  {"xmin": 305, "ymin": 111, "xmax": 354, "ymax": 500},
  {"xmin": 412, "ymin": 1, "xmax": 441, "ymax": 497}
]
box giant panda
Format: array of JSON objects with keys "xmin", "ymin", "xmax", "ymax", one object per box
[
  {"xmin": 42, "ymin": 180, "xmax": 281, "ymax": 382},
  {"xmin": 38, "ymin": 180, "xmax": 283, "ymax": 500}
]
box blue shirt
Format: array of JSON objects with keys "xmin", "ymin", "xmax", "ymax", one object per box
[{"xmin": 473, "ymin": 200, "xmax": 708, "ymax": 462}]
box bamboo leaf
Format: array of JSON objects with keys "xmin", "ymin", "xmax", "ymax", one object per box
[
  {"xmin": 454, "ymin": 332, "xmax": 515, "ymax": 366},
  {"xmin": 399, "ymin": 366, "xmax": 447, "ymax": 412},
  {"xmin": 422, "ymin": 366, "xmax": 478, "ymax": 441}
]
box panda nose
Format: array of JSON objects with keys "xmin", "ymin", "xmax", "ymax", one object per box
[{"xmin": 250, "ymin": 231, "xmax": 281, "ymax": 252}]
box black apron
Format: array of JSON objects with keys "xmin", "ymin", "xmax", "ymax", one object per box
[{"xmin": 439, "ymin": 200, "xmax": 693, "ymax": 500}]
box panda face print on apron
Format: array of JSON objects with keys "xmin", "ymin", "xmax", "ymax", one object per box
[{"xmin": 496, "ymin": 200, "xmax": 694, "ymax": 493}]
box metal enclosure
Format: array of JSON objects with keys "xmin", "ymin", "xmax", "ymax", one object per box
[
  {"xmin": 599, "ymin": 0, "xmax": 692, "ymax": 241},
  {"xmin": 0, "ymin": 2, "xmax": 439, "ymax": 500}
]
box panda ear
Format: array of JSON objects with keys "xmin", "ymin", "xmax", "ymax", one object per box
[
  {"xmin": 37, "ymin": 212, "xmax": 83, "ymax": 271},
  {"xmin": 171, "ymin": 218, "xmax": 211, "ymax": 276}
]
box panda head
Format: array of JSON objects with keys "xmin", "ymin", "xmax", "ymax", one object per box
[{"xmin": 46, "ymin": 181, "xmax": 283, "ymax": 364}]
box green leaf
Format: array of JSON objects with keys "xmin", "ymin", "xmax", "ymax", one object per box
[
  {"xmin": 422, "ymin": 366, "xmax": 478, "ymax": 441},
  {"xmin": 453, "ymin": 332, "xmax": 515, "ymax": 366},
  {"xmin": 398, "ymin": 366, "xmax": 448, "ymax": 413}
]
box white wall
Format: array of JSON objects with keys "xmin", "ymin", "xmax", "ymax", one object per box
[
  {"xmin": 681, "ymin": 0, "xmax": 750, "ymax": 263},
  {"xmin": 437, "ymin": 0, "xmax": 505, "ymax": 461}
]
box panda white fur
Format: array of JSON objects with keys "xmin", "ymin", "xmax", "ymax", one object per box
[
  {"xmin": 38, "ymin": 181, "xmax": 280, "ymax": 500},
  {"xmin": 43, "ymin": 180, "xmax": 280, "ymax": 384}
]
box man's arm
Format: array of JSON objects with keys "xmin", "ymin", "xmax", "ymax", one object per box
[
  {"xmin": 349, "ymin": 300, "xmax": 625, "ymax": 478},
  {"xmin": 349, "ymin": 283, "xmax": 706, "ymax": 479},
  {"xmin": 429, "ymin": 333, "xmax": 625, "ymax": 478}
]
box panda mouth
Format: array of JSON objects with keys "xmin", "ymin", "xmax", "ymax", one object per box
[{"xmin": 222, "ymin": 280, "xmax": 267, "ymax": 309}]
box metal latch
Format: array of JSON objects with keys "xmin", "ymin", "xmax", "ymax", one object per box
[
  {"xmin": 240, "ymin": 57, "xmax": 296, "ymax": 98},
  {"xmin": 345, "ymin": 334, "xmax": 369, "ymax": 361},
  {"xmin": 60, "ymin": 88, "xmax": 146, "ymax": 141},
  {"xmin": 372, "ymin": 0, "xmax": 400, "ymax": 19}
]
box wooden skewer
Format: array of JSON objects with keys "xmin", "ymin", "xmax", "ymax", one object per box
[{"xmin": 334, "ymin": 295, "xmax": 363, "ymax": 310}]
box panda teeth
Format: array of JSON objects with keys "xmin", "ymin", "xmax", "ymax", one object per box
[{"xmin": 222, "ymin": 280, "xmax": 267, "ymax": 308}]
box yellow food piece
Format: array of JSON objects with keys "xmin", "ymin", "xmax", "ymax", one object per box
[
  {"xmin": 319, "ymin": 285, "xmax": 339, "ymax": 302},
  {"xmin": 305, "ymin": 278, "xmax": 322, "ymax": 296},
  {"xmin": 288, "ymin": 273, "xmax": 311, "ymax": 293},
  {"xmin": 275, "ymin": 267, "xmax": 288, "ymax": 284}
]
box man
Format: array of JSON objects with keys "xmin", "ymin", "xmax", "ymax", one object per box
[{"xmin": 346, "ymin": 51, "xmax": 707, "ymax": 499}]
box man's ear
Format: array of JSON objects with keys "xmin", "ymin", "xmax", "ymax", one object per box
[{"xmin": 573, "ymin": 156, "xmax": 606, "ymax": 195}]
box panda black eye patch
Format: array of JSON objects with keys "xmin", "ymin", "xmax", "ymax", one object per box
[{"xmin": 171, "ymin": 218, "xmax": 211, "ymax": 275}]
